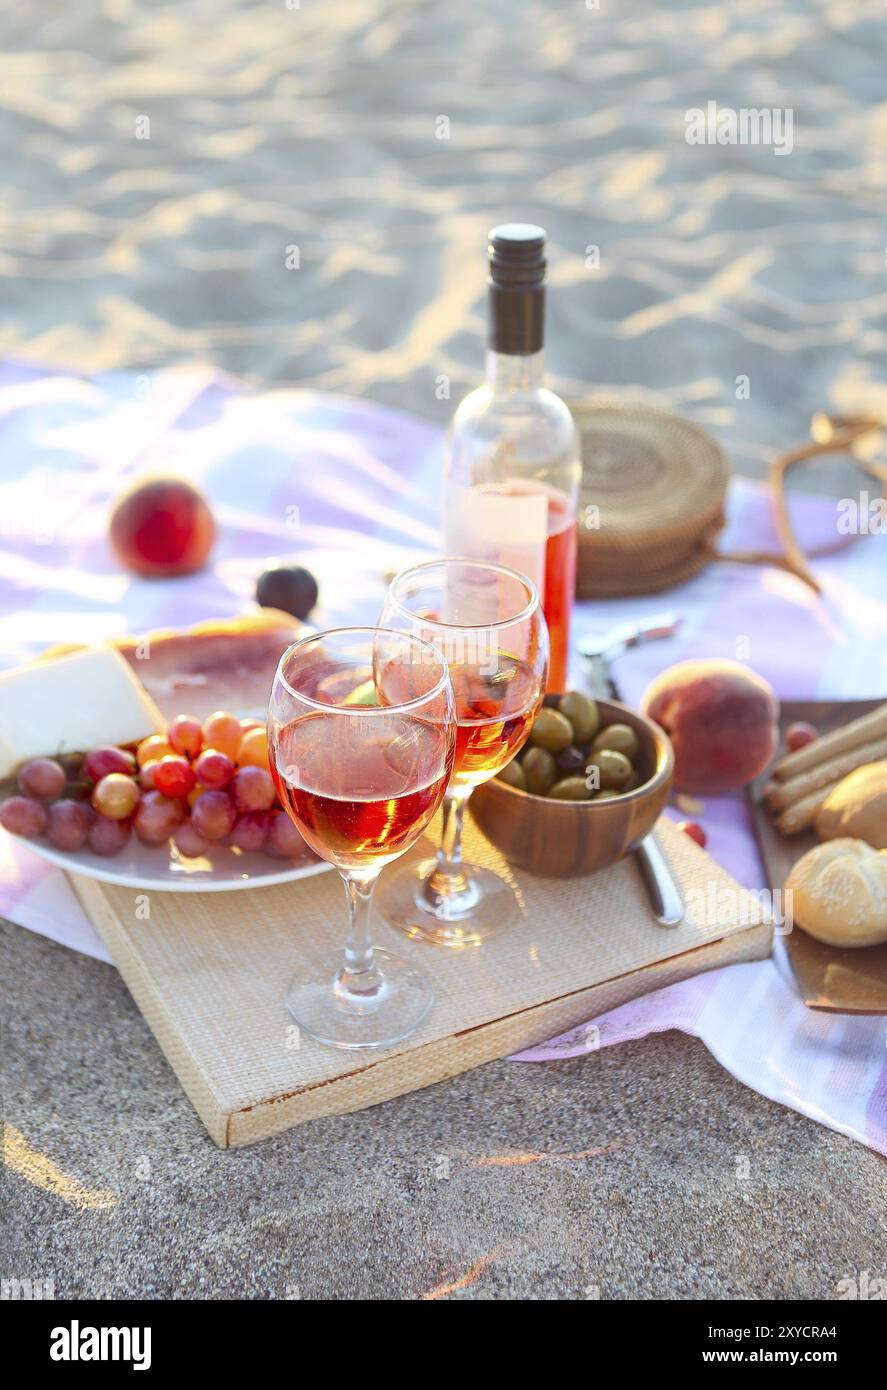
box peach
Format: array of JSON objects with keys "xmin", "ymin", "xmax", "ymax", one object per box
[
  {"xmin": 641, "ymin": 659, "xmax": 779, "ymax": 794},
  {"xmin": 110, "ymin": 476, "xmax": 215, "ymax": 578}
]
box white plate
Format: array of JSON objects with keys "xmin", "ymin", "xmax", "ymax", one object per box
[{"xmin": 17, "ymin": 833, "xmax": 333, "ymax": 893}]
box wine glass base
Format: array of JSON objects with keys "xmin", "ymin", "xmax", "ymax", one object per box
[
  {"xmin": 286, "ymin": 948, "xmax": 434, "ymax": 1050},
  {"xmin": 378, "ymin": 857, "xmax": 520, "ymax": 948}
]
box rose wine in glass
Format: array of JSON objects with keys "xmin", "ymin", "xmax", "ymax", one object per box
[
  {"xmin": 378, "ymin": 559, "xmax": 548, "ymax": 947},
  {"xmin": 268, "ymin": 628, "xmax": 455, "ymax": 1049},
  {"xmin": 442, "ymin": 225, "xmax": 580, "ymax": 693},
  {"xmin": 274, "ymin": 712, "xmax": 453, "ymax": 868},
  {"xmin": 446, "ymin": 657, "xmax": 541, "ymax": 788}
]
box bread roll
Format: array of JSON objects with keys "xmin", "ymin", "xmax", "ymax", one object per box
[
  {"xmin": 815, "ymin": 760, "xmax": 887, "ymax": 850},
  {"xmin": 786, "ymin": 839, "xmax": 887, "ymax": 948}
]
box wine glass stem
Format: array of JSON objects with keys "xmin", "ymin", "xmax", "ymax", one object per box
[
  {"xmin": 336, "ymin": 869, "xmax": 384, "ymax": 1001},
  {"xmin": 426, "ymin": 788, "xmax": 471, "ymax": 901}
]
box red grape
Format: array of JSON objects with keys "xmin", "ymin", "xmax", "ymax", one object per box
[
  {"xmin": 237, "ymin": 726, "xmax": 270, "ymax": 771},
  {"xmin": 92, "ymin": 773, "xmax": 141, "ymax": 821},
  {"xmin": 136, "ymin": 734, "xmax": 172, "ymax": 768},
  {"xmin": 201, "ymin": 712, "xmax": 242, "ymax": 760},
  {"xmin": 133, "ymin": 789, "xmax": 185, "ymax": 844},
  {"xmin": 194, "ymin": 748, "xmax": 234, "ymax": 790},
  {"xmin": 229, "ymin": 811, "xmax": 270, "ymax": 852},
  {"xmin": 46, "ymin": 799, "xmax": 91, "ymax": 852},
  {"xmin": 264, "ymin": 811, "xmax": 308, "ymax": 859},
  {"xmin": 168, "ymin": 715, "xmax": 203, "ymax": 759},
  {"xmin": 173, "ymin": 820, "xmax": 210, "ymax": 859},
  {"xmin": 89, "ymin": 815, "xmax": 131, "ymax": 856},
  {"xmin": 139, "ymin": 759, "xmax": 160, "ymax": 790},
  {"xmin": 84, "ymin": 745, "xmax": 137, "ymax": 783},
  {"xmin": 0, "ymin": 795, "xmax": 48, "ymax": 838},
  {"xmin": 677, "ymin": 819, "xmax": 707, "ymax": 849},
  {"xmin": 153, "ymin": 755, "xmax": 197, "ymax": 799},
  {"xmin": 190, "ymin": 790, "xmax": 236, "ymax": 841},
  {"xmin": 17, "ymin": 757, "xmax": 66, "ymax": 800},
  {"xmin": 231, "ymin": 765, "xmax": 275, "ymax": 812},
  {"xmin": 786, "ymin": 721, "xmax": 819, "ymax": 752}
]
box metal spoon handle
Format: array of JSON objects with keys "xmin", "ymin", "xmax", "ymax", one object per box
[{"xmin": 634, "ymin": 833, "xmax": 684, "ymax": 927}]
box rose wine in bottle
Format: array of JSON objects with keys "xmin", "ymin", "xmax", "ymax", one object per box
[{"xmin": 443, "ymin": 224, "xmax": 580, "ymax": 692}]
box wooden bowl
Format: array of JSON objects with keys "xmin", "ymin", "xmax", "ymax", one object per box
[{"xmin": 469, "ymin": 699, "xmax": 674, "ymax": 878}]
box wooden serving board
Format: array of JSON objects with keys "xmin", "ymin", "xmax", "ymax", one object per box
[
  {"xmin": 749, "ymin": 700, "xmax": 887, "ymax": 1014},
  {"xmin": 71, "ymin": 815, "xmax": 773, "ymax": 1148}
]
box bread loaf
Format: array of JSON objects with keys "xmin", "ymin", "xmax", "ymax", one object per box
[
  {"xmin": 786, "ymin": 839, "xmax": 887, "ymax": 948},
  {"xmin": 815, "ymin": 760, "xmax": 887, "ymax": 850}
]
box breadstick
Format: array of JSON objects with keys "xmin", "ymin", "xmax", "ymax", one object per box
[
  {"xmin": 765, "ymin": 734, "xmax": 887, "ymax": 812},
  {"xmin": 776, "ymin": 782, "xmax": 843, "ymax": 835},
  {"xmin": 771, "ymin": 702, "xmax": 887, "ymax": 781}
]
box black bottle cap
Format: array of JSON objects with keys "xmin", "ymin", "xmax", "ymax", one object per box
[
  {"xmin": 488, "ymin": 223, "xmax": 547, "ymax": 288},
  {"xmin": 487, "ymin": 223, "xmax": 546, "ymax": 354}
]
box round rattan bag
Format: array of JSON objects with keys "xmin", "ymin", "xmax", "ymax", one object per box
[{"xmin": 573, "ymin": 402, "xmax": 730, "ymax": 597}]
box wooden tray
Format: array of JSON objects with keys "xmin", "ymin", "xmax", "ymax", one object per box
[
  {"xmin": 749, "ymin": 699, "xmax": 887, "ymax": 1014},
  {"xmin": 71, "ymin": 816, "xmax": 773, "ymax": 1147}
]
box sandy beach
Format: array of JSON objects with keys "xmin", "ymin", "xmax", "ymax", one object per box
[{"xmin": 2, "ymin": 0, "xmax": 886, "ymax": 475}]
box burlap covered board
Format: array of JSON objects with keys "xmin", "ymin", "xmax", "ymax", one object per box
[{"xmin": 71, "ymin": 816, "xmax": 772, "ymax": 1147}]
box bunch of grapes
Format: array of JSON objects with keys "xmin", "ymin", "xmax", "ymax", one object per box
[{"xmin": 0, "ymin": 711, "xmax": 309, "ymax": 862}]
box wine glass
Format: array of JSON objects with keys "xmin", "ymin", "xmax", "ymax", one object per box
[
  {"xmin": 268, "ymin": 627, "xmax": 456, "ymax": 1049},
  {"xmin": 378, "ymin": 559, "xmax": 548, "ymax": 947}
]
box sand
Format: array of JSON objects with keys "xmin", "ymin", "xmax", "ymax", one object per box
[
  {"xmin": 5, "ymin": 923, "xmax": 886, "ymax": 1300},
  {"xmin": 2, "ymin": 0, "xmax": 886, "ymax": 478}
]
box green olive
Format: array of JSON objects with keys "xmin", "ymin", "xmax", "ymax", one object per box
[
  {"xmin": 595, "ymin": 790, "xmax": 621, "ymax": 801},
  {"xmin": 498, "ymin": 758, "xmax": 526, "ymax": 791},
  {"xmin": 529, "ymin": 707, "xmax": 574, "ymax": 754},
  {"xmin": 522, "ymin": 746, "xmax": 557, "ymax": 796},
  {"xmin": 592, "ymin": 722, "xmax": 639, "ymax": 758},
  {"xmin": 557, "ymin": 691, "xmax": 600, "ymax": 744},
  {"xmin": 587, "ymin": 749, "xmax": 634, "ymax": 790},
  {"xmin": 548, "ymin": 776, "xmax": 594, "ymax": 801}
]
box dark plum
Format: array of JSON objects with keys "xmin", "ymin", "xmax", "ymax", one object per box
[{"xmin": 256, "ymin": 563, "xmax": 318, "ymax": 620}]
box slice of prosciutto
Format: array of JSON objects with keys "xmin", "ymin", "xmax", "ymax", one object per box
[{"xmin": 113, "ymin": 610, "xmax": 304, "ymax": 722}]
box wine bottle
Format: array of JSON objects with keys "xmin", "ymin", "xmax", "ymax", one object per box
[{"xmin": 442, "ymin": 223, "xmax": 580, "ymax": 692}]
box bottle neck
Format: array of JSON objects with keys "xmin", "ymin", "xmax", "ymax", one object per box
[
  {"xmin": 486, "ymin": 275, "xmax": 545, "ymax": 359},
  {"xmin": 485, "ymin": 349, "xmax": 545, "ymax": 392}
]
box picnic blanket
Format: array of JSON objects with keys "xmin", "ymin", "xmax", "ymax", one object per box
[{"xmin": 1, "ymin": 364, "xmax": 884, "ymax": 1154}]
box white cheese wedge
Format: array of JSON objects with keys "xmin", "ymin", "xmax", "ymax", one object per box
[{"xmin": 0, "ymin": 645, "xmax": 166, "ymax": 778}]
